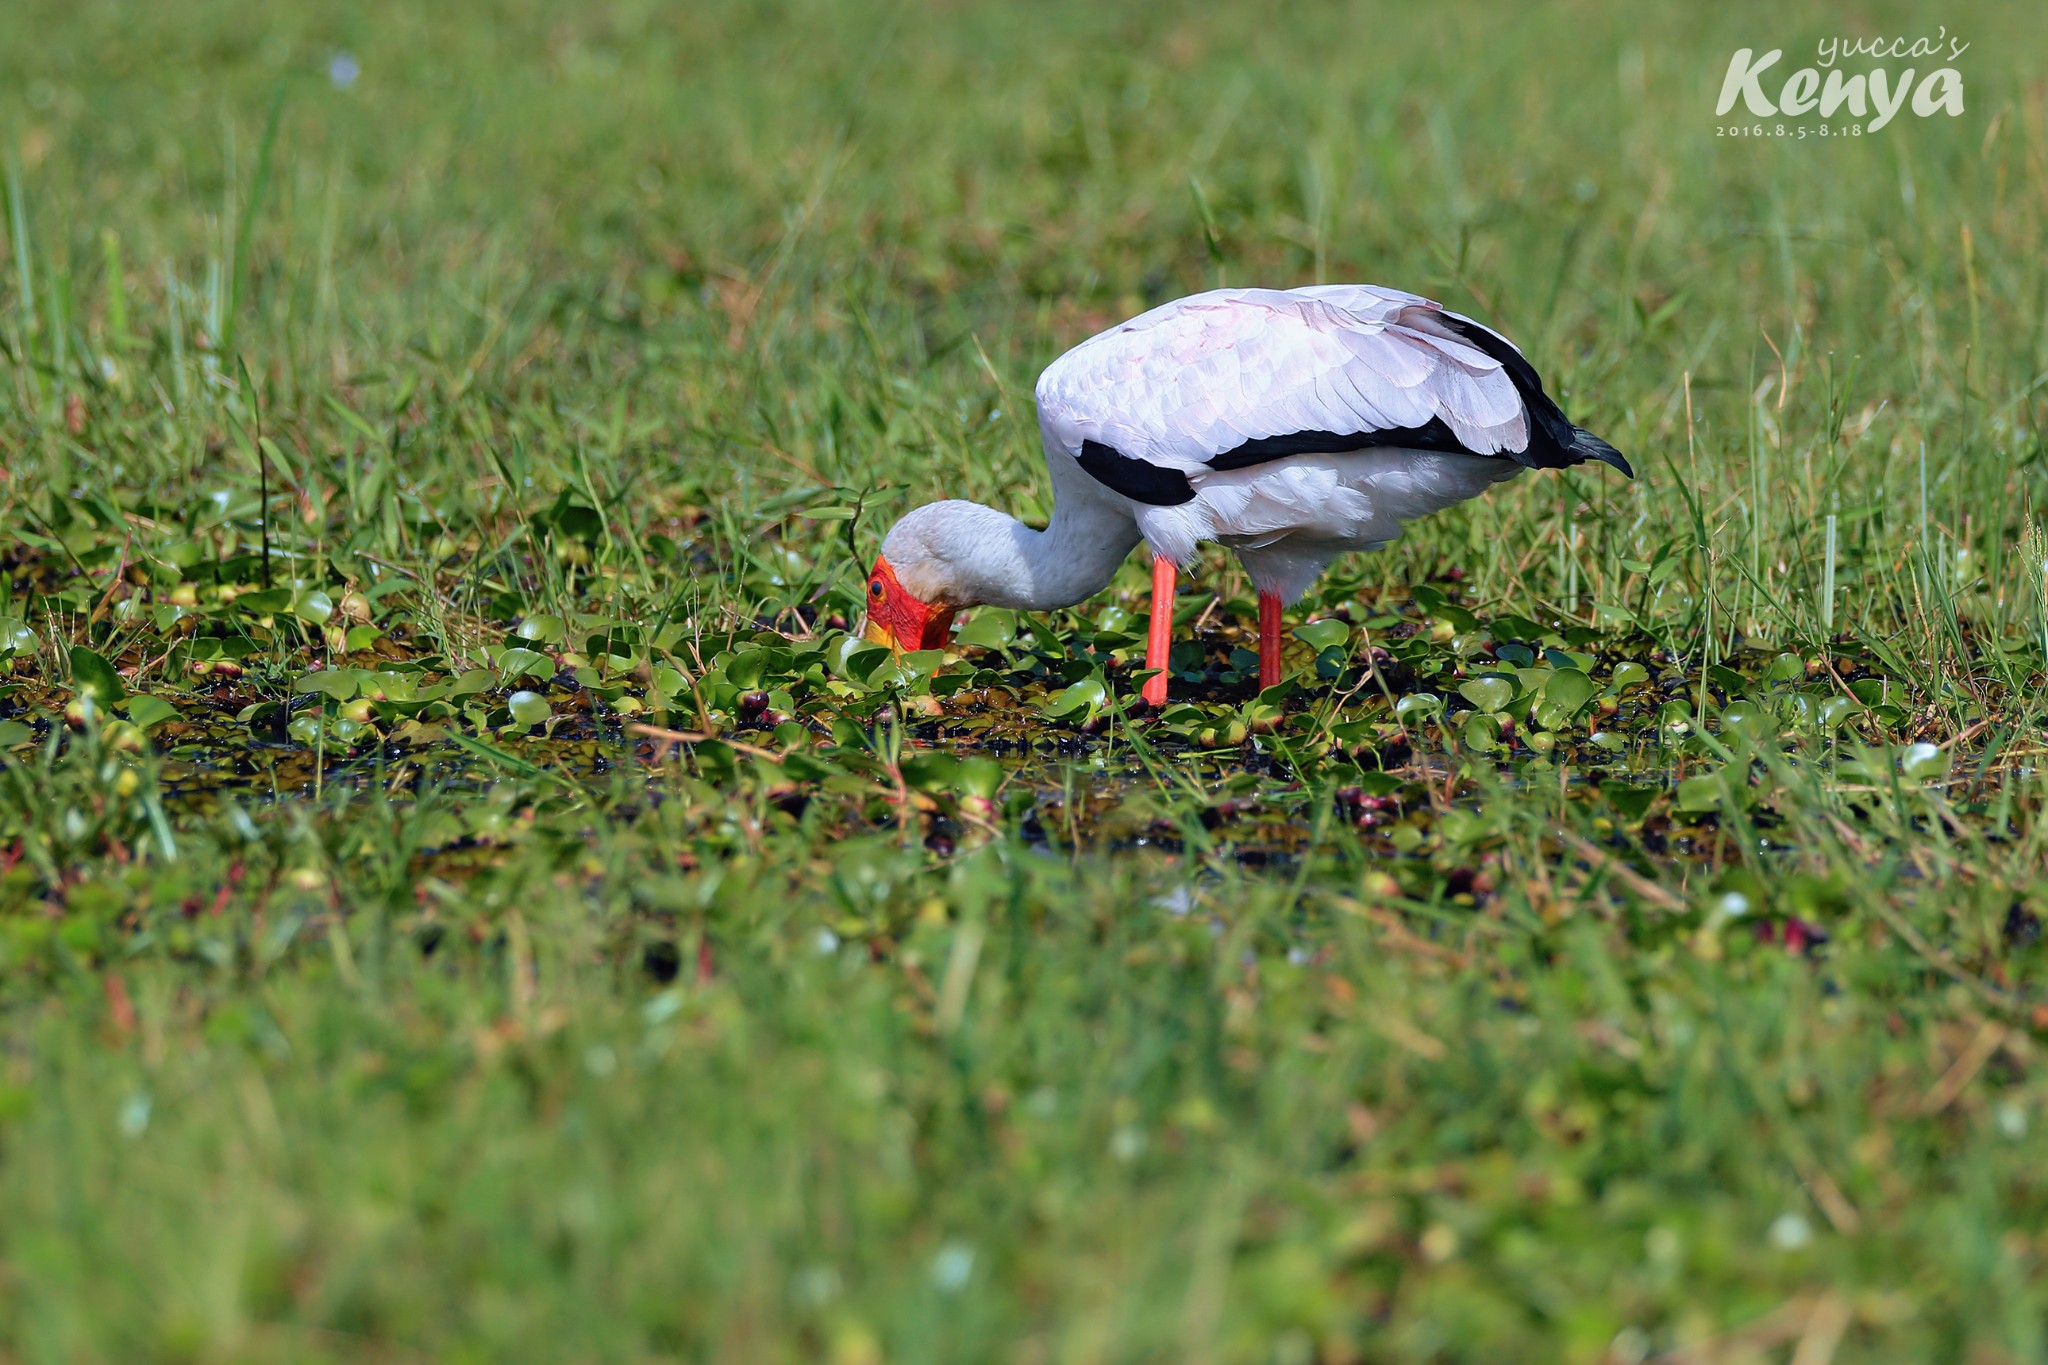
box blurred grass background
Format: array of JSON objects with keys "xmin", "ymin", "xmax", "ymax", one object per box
[{"xmin": 4, "ymin": 2, "xmax": 2048, "ymax": 1362}]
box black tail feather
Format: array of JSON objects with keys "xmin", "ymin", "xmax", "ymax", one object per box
[
  {"xmin": 1433, "ymin": 312, "xmax": 1632, "ymax": 478},
  {"xmin": 1567, "ymin": 427, "xmax": 1633, "ymax": 479}
]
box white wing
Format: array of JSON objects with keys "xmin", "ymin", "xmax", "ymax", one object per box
[{"xmin": 1033, "ymin": 286, "xmax": 1532, "ymax": 473}]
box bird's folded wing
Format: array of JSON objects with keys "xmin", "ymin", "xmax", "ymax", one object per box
[{"xmin": 1034, "ymin": 287, "xmax": 1531, "ymax": 474}]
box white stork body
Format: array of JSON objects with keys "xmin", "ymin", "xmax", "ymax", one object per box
[{"xmin": 862, "ymin": 285, "xmax": 1629, "ymax": 704}]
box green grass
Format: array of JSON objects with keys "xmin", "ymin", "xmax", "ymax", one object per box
[{"xmin": 4, "ymin": 0, "xmax": 2048, "ymax": 1360}]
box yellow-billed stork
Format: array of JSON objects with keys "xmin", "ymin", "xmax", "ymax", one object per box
[{"xmin": 861, "ymin": 285, "xmax": 1630, "ymax": 705}]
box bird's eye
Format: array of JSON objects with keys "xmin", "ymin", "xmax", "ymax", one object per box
[{"xmin": 869, "ymin": 579, "xmax": 885, "ymax": 600}]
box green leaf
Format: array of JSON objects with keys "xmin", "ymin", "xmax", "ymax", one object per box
[
  {"xmin": 723, "ymin": 648, "xmax": 773, "ymax": 688},
  {"xmin": 445, "ymin": 669, "xmax": 497, "ymax": 697},
  {"xmin": 234, "ymin": 588, "xmax": 293, "ymax": 615},
  {"xmin": 294, "ymin": 669, "xmax": 362, "ymax": 699},
  {"xmin": 1394, "ymin": 692, "xmax": 1442, "ymax": 719},
  {"xmin": 496, "ymin": 647, "xmax": 553, "ymax": 681},
  {"xmin": 1899, "ymin": 742, "xmax": 1950, "ymax": 781},
  {"xmin": 1534, "ymin": 668, "xmax": 1596, "ymax": 731},
  {"xmin": 1718, "ymin": 700, "xmax": 1772, "ymax": 739},
  {"xmin": 69, "ymin": 646, "xmax": 127, "ymax": 703},
  {"xmin": 0, "ymin": 620, "xmax": 38, "ymax": 657},
  {"xmin": 506, "ymin": 691, "xmax": 552, "ymax": 728},
  {"xmin": 120, "ymin": 695, "xmax": 181, "ymax": 730},
  {"xmin": 517, "ymin": 614, "xmax": 568, "ymax": 645},
  {"xmin": 1459, "ymin": 674, "xmax": 1517, "ymax": 714},
  {"xmin": 1041, "ymin": 677, "xmax": 1106, "ymax": 719},
  {"xmin": 0, "ymin": 720, "xmax": 32, "ymax": 746},
  {"xmin": 1608, "ymin": 661, "xmax": 1650, "ymax": 690},
  {"xmin": 1293, "ymin": 618, "xmax": 1349, "ymax": 651},
  {"xmin": 1460, "ymin": 713, "xmax": 1499, "ymax": 751},
  {"xmin": 955, "ymin": 757, "xmax": 1004, "ymax": 800},
  {"xmin": 1676, "ymin": 770, "xmax": 1731, "ymax": 813},
  {"xmin": 898, "ymin": 751, "xmax": 958, "ymax": 791},
  {"xmin": 954, "ymin": 611, "xmax": 1017, "ymax": 651},
  {"xmin": 1601, "ymin": 782, "xmax": 1658, "ymax": 821},
  {"xmin": 293, "ymin": 590, "xmax": 335, "ymax": 625}
]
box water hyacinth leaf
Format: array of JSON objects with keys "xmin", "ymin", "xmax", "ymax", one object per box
[
  {"xmin": 954, "ymin": 756, "xmax": 1004, "ymax": 800},
  {"xmin": 69, "ymin": 646, "xmax": 127, "ymax": 703},
  {"xmin": 1609, "ymin": 661, "xmax": 1650, "ymax": 690},
  {"xmin": 1718, "ymin": 700, "xmax": 1772, "ymax": 739},
  {"xmin": 286, "ymin": 713, "xmax": 329, "ymax": 746},
  {"xmin": 1544, "ymin": 649, "xmax": 1597, "ymax": 673},
  {"xmin": 1092, "ymin": 604, "xmax": 1132, "ymax": 634},
  {"xmin": 329, "ymin": 717, "xmax": 375, "ymax": 746},
  {"xmin": 1816, "ymin": 695, "xmax": 1858, "ymax": 728},
  {"xmin": 441, "ymin": 669, "xmax": 494, "ymax": 698},
  {"xmin": 1042, "ymin": 676, "xmax": 1107, "ymax": 719},
  {"xmin": 692, "ymin": 738, "xmax": 738, "ymax": 784},
  {"xmin": 897, "ymin": 751, "xmax": 957, "ymax": 791},
  {"xmin": 365, "ymin": 671, "xmax": 417, "ymax": 703},
  {"xmin": 293, "ymin": 590, "xmax": 335, "ymax": 625},
  {"xmin": 234, "ymin": 587, "xmax": 293, "ymax": 615},
  {"xmin": 1766, "ymin": 653, "xmax": 1806, "ymax": 683},
  {"xmin": 825, "ymin": 636, "xmax": 889, "ymax": 683},
  {"xmin": 506, "ymin": 691, "xmax": 552, "ymax": 728},
  {"xmin": 1602, "ymin": 782, "xmax": 1658, "ymax": 821},
  {"xmin": 1899, "ymin": 742, "xmax": 1950, "ymax": 781},
  {"xmin": 295, "ymin": 669, "xmax": 362, "ymax": 699},
  {"xmin": 1293, "ymin": 618, "xmax": 1349, "ymax": 651},
  {"xmin": 1676, "ymin": 770, "xmax": 1733, "ymax": 812},
  {"xmin": 895, "ymin": 649, "xmax": 946, "ymax": 680},
  {"xmin": 0, "ymin": 620, "xmax": 37, "ymax": 657},
  {"xmin": 497, "ymin": 648, "xmax": 553, "ymax": 681},
  {"xmin": 1395, "ymin": 692, "xmax": 1441, "ymax": 720},
  {"xmin": 0, "ymin": 720, "xmax": 32, "ymax": 746},
  {"xmin": 1438, "ymin": 809, "xmax": 1485, "ymax": 846},
  {"xmin": 1459, "ymin": 675, "xmax": 1516, "ymax": 714},
  {"xmin": 1534, "ymin": 669, "xmax": 1596, "ymax": 731},
  {"xmin": 1241, "ymin": 699, "xmax": 1285, "ymax": 731},
  {"xmin": 723, "ymin": 648, "xmax": 773, "ymax": 688},
  {"xmin": 120, "ymin": 695, "xmax": 180, "ymax": 730},
  {"xmin": 954, "ymin": 612, "xmax": 1017, "ymax": 651},
  {"xmin": 1461, "ymin": 713, "xmax": 1499, "ymax": 751},
  {"xmin": 516, "ymin": 614, "xmax": 568, "ymax": 645},
  {"xmin": 779, "ymin": 750, "xmax": 836, "ymax": 783}
]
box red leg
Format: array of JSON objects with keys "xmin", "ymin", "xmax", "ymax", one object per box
[
  {"xmin": 1258, "ymin": 591, "xmax": 1283, "ymax": 691},
  {"xmin": 1142, "ymin": 555, "xmax": 1175, "ymax": 707}
]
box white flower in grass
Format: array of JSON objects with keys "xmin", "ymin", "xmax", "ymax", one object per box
[
  {"xmin": 1768, "ymin": 1212, "xmax": 1812, "ymax": 1251},
  {"xmin": 929, "ymin": 1242, "xmax": 974, "ymax": 1292}
]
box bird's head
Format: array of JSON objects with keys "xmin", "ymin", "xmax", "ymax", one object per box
[
  {"xmin": 861, "ymin": 555, "xmax": 958, "ymax": 653},
  {"xmin": 859, "ymin": 502, "xmax": 975, "ymax": 653}
]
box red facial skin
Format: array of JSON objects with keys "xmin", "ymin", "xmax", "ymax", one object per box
[{"xmin": 861, "ymin": 556, "xmax": 957, "ymax": 652}]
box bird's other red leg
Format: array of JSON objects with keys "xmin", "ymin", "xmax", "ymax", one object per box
[
  {"xmin": 1257, "ymin": 591, "xmax": 1283, "ymax": 691},
  {"xmin": 1142, "ymin": 555, "xmax": 1175, "ymax": 707}
]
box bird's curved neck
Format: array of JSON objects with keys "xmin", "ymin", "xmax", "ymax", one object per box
[{"xmin": 949, "ymin": 477, "xmax": 1141, "ymax": 612}]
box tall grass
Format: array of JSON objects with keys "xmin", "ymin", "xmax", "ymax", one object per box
[{"xmin": 4, "ymin": 1, "xmax": 2048, "ymax": 1360}]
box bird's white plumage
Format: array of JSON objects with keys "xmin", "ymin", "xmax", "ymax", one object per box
[
  {"xmin": 1033, "ymin": 285, "xmax": 1531, "ymax": 469},
  {"xmin": 1028, "ymin": 286, "xmax": 1541, "ymax": 601}
]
